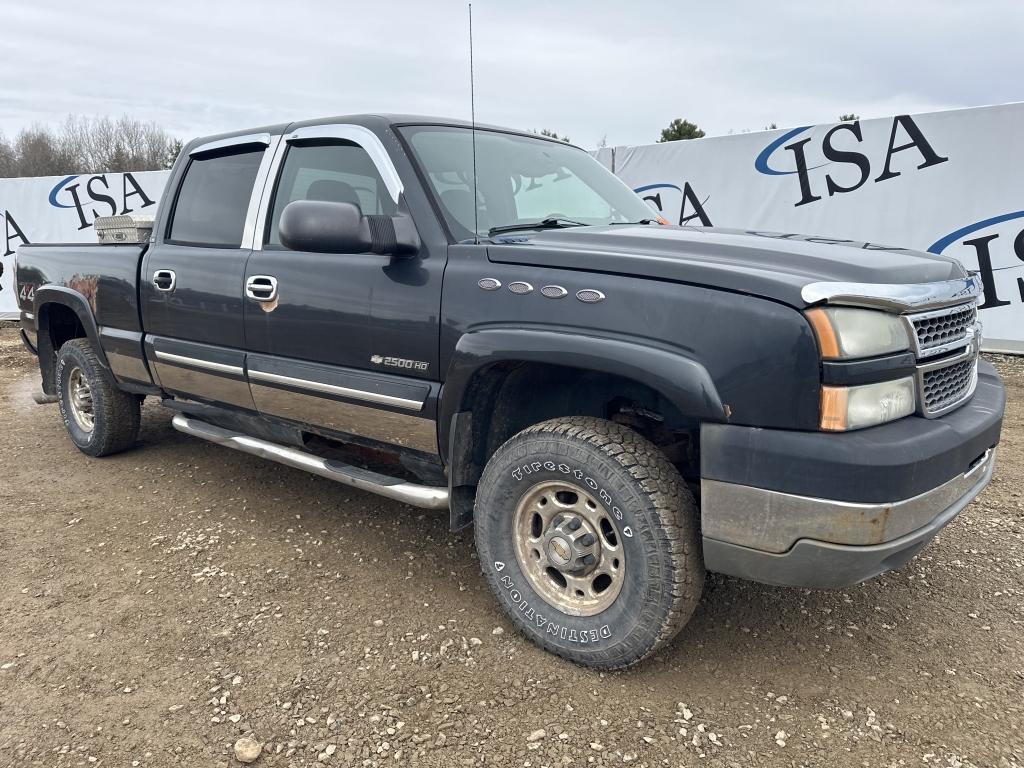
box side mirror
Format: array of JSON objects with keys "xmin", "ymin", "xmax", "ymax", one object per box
[{"xmin": 279, "ymin": 200, "xmax": 419, "ymax": 256}]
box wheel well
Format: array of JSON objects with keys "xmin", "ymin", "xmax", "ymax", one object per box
[
  {"xmin": 458, "ymin": 361, "xmax": 700, "ymax": 484},
  {"xmin": 36, "ymin": 302, "xmax": 89, "ymax": 394},
  {"xmin": 43, "ymin": 303, "xmax": 87, "ymax": 352}
]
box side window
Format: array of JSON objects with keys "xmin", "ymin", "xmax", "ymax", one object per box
[
  {"xmin": 266, "ymin": 141, "xmax": 398, "ymax": 246},
  {"xmin": 168, "ymin": 147, "xmax": 264, "ymax": 247}
]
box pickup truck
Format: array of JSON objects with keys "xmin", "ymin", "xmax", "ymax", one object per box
[{"xmin": 16, "ymin": 114, "xmax": 1005, "ymax": 669}]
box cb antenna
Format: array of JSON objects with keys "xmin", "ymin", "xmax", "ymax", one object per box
[{"xmin": 468, "ymin": 3, "xmax": 480, "ymax": 243}]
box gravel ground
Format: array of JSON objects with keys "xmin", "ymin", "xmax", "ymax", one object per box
[{"xmin": 0, "ymin": 324, "xmax": 1021, "ymax": 768}]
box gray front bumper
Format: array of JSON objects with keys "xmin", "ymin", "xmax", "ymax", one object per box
[{"xmin": 701, "ymin": 448, "xmax": 995, "ymax": 588}]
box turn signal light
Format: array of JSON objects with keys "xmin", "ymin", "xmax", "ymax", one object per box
[
  {"xmin": 806, "ymin": 308, "xmax": 840, "ymax": 359},
  {"xmin": 819, "ymin": 386, "xmax": 849, "ymax": 431}
]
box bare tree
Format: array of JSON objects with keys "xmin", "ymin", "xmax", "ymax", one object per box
[
  {"xmin": 0, "ymin": 115, "xmax": 179, "ymax": 177},
  {"xmin": 0, "ymin": 132, "xmax": 17, "ymax": 177}
]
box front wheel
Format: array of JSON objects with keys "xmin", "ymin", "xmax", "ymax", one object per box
[
  {"xmin": 474, "ymin": 417, "xmax": 704, "ymax": 669},
  {"xmin": 55, "ymin": 338, "xmax": 141, "ymax": 457}
]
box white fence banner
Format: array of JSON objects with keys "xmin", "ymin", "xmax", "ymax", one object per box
[
  {"xmin": 599, "ymin": 103, "xmax": 1024, "ymax": 353},
  {"xmin": 0, "ymin": 170, "xmax": 170, "ymax": 319}
]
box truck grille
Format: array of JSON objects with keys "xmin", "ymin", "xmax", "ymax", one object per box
[
  {"xmin": 920, "ymin": 357, "xmax": 976, "ymax": 416},
  {"xmin": 903, "ymin": 300, "xmax": 981, "ymax": 417},
  {"xmin": 908, "ymin": 303, "xmax": 977, "ymax": 357}
]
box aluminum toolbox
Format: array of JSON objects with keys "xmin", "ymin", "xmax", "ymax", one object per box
[{"xmin": 94, "ymin": 215, "xmax": 155, "ymax": 244}]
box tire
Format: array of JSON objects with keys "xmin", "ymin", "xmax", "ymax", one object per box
[
  {"xmin": 55, "ymin": 338, "xmax": 141, "ymax": 457},
  {"xmin": 474, "ymin": 416, "xmax": 704, "ymax": 669}
]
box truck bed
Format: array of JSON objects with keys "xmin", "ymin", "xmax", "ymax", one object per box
[{"xmin": 16, "ymin": 243, "xmax": 148, "ymax": 332}]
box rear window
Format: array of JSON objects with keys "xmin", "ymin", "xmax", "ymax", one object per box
[{"xmin": 168, "ymin": 147, "xmax": 264, "ymax": 247}]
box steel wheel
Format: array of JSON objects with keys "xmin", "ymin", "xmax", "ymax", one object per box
[
  {"xmin": 66, "ymin": 366, "xmax": 95, "ymax": 433},
  {"xmin": 512, "ymin": 480, "xmax": 625, "ymax": 616}
]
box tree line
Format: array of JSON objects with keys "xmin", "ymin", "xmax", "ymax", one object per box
[
  {"xmin": 658, "ymin": 114, "xmax": 859, "ymax": 142},
  {"xmin": 0, "ymin": 112, "xmax": 864, "ymax": 178},
  {"xmin": 0, "ymin": 116, "xmax": 181, "ymax": 178}
]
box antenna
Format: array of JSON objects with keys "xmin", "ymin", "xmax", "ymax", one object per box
[{"xmin": 468, "ymin": 3, "xmax": 480, "ymax": 243}]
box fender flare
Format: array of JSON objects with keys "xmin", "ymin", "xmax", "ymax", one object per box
[
  {"xmin": 438, "ymin": 327, "xmax": 725, "ymax": 462},
  {"xmin": 33, "ymin": 286, "xmax": 110, "ymax": 393}
]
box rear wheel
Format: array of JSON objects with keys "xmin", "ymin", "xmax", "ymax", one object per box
[
  {"xmin": 475, "ymin": 416, "xmax": 704, "ymax": 669},
  {"xmin": 56, "ymin": 338, "xmax": 141, "ymax": 457}
]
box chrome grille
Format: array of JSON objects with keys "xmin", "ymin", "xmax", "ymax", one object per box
[
  {"xmin": 921, "ymin": 357, "xmax": 976, "ymax": 415},
  {"xmin": 908, "ymin": 303, "xmax": 977, "ymax": 357}
]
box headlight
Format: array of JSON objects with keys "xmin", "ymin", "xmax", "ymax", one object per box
[
  {"xmin": 806, "ymin": 307, "xmax": 910, "ymax": 359},
  {"xmin": 820, "ymin": 377, "xmax": 916, "ymax": 431}
]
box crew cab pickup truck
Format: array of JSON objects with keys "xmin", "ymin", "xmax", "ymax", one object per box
[{"xmin": 16, "ymin": 115, "xmax": 1004, "ymax": 668}]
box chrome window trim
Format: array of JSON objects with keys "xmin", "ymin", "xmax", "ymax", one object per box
[
  {"xmin": 251, "ymin": 124, "xmax": 404, "ymax": 252},
  {"xmin": 285, "ymin": 125, "xmax": 403, "ymax": 202},
  {"xmin": 153, "ymin": 350, "xmax": 244, "ymax": 376},
  {"xmin": 240, "ymin": 134, "xmax": 283, "ymax": 250},
  {"xmin": 190, "ymin": 132, "xmax": 272, "ymax": 157},
  {"xmin": 801, "ymin": 274, "xmax": 982, "ymax": 312},
  {"xmin": 248, "ymin": 369, "xmax": 424, "ymax": 412}
]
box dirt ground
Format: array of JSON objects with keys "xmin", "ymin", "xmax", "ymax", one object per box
[{"xmin": 0, "ymin": 323, "xmax": 1020, "ymax": 768}]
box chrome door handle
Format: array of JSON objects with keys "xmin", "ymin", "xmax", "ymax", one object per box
[
  {"xmin": 153, "ymin": 269, "xmax": 176, "ymax": 292},
  {"xmin": 245, "ymin": 275, "xmax": 279, "ymax": 302}
]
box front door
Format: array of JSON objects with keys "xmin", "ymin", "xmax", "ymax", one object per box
[
  {"xmin": 243, "ymin": 124, "xmax": 444, "ymax": 455},
  {"xmin": 141, "ymin": 134, "xmax": 276, "ymax": 409}
]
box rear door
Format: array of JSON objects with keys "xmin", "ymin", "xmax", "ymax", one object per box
[
  {"xmin": 242, "ymin": 124, "xmax": 443, "ymax": 455},
  {"xmin": 141, "ymin": 134, "xmax": 279, "ymax": 409}
]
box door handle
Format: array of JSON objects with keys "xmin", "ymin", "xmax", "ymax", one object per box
[
  {"xmin": 245, "ymin": 275, "xmax": 279, "ymax": 302},
  {"xmin": 153, "ymin": 269, "xmax": 176, "ymax": 292}
]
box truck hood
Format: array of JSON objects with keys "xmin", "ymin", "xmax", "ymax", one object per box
[{"xmin": 485, "ymin": 225, "xmax": 966, "ymax": 307}]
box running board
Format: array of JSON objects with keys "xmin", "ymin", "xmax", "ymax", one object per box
[{"xmin": 171, "ymin": 414, "xmax": 449, "ymax": 510}]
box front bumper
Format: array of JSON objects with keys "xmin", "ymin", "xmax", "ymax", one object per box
[{"xmin": 700, "ymin": 360, "xmax": 1004, "ymax": 588}]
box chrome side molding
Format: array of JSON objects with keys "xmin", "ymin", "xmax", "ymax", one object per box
[
  {"xmin": 801, "ymin": 274, "xmax": 982, "ymax": 312},
  {"xmin": 153, "ymin": 350, "xmax": 244, "ymax": 376},
  {"xmin": 247, "ymin": 369, "xmax": 424, "ymax": 411},
  {"xmin": 171, "ymin": 414, "xmax": 449, "ymax": 510}
]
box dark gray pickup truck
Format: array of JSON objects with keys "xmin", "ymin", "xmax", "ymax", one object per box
[{"xmin": 16, "ymin": 114, "xmax": 1004, "ymax": 668}]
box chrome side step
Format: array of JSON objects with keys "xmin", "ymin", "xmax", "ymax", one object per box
[{"xmin": 171, "ymin": 414, "xmax": 449, "ymax": 510}]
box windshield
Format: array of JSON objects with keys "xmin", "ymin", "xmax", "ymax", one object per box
[{"xmin": 400, "ymin": 125, "xmax": 657, "ymax": 240}]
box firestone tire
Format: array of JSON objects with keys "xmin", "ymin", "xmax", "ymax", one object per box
[
  {"xmin": 474, "ymin": 416, "xmax": 704, "ymax": 669},
  {"xmin": 55, "ymin": 338, "xmax": 141, "ymax": 457}
]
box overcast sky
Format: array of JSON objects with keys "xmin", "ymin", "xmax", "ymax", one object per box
[{"xmin": 3, "ymin": 1, "xmax": 1022, "ymax": 148}]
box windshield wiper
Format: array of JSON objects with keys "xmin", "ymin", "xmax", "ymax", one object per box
[
  {"xmin": 487, "ymin": 218, "xmax": 589, "ymax": 237},
  {"xmin": 609, "ymin": 218, "xmax": 656, "ymax": 225}
]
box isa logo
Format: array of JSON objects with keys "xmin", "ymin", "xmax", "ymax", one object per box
[
  {"xmin": 930, "ymin": 211, "xmax": 1024, "ymax": 311},
  {"xmin": 633, "ymin": 182, "xmax": 712, "ymax": 226},
  {"xmin": 48, "ymin": 172, "xmax": 156, "ymax": 230},
  {"xmin": 754, "ymin": 116, "xmax": 948, "ymax": 208},
  {"xmin": 1, "ymin": 208, "xmax": 29, "ymax": 257}
]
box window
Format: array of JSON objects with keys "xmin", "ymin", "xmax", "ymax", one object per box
[
  {"xmin": 401, "ymin": 126, "xmax": 655, "ymax": 241},
  {"xmin": 513, "ymin": 172, "xmax": 613, "ymax": 223},
  {"xmin": 168, "ymin": 147, "xmax": 264, "ymax": 247},
  {"xmin": 266, "ymin": 141, "xmax": 398, "ymax": 246}
]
